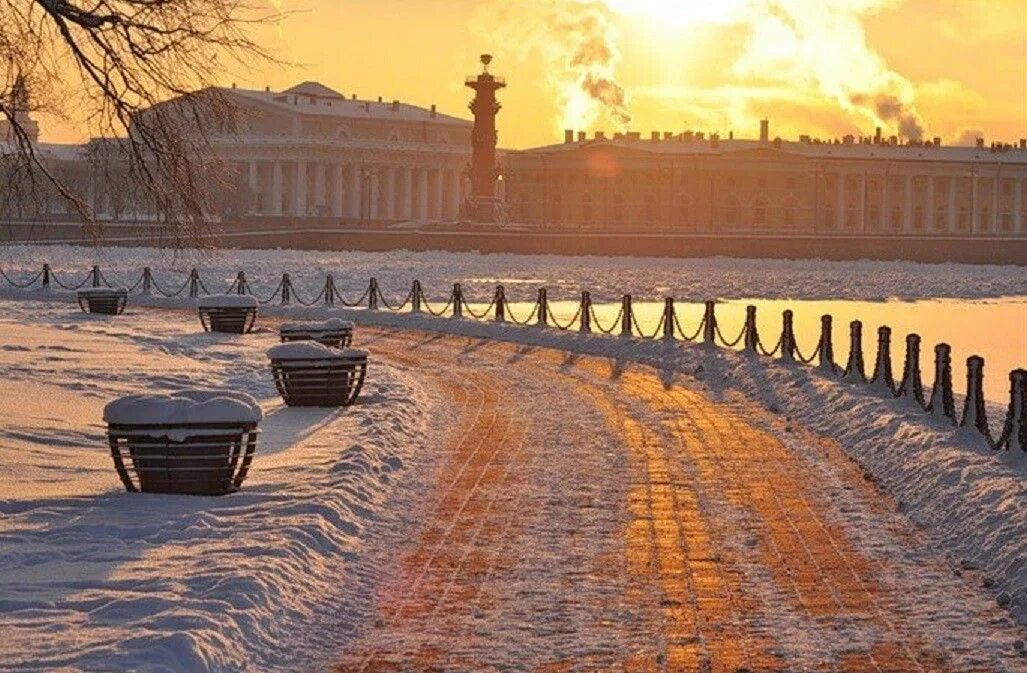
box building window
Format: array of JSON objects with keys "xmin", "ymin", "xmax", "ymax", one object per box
[
  {"xmin": 1000, "ymin": 212, "xmax": 1012, "ymax": 231},
  {"xmin": 822, "ymin": 207, "xmax": 834, "ymax": 230},
  {"xmin": 891, "ymin": 206, "xmax": 902, "ymax": 230},
  {"xmin": 979, "ymin": 209, "xmax": 991, "ymax": 231},
  {"xmin": 957, "ymin": 208, "xmax": 969, "ymax": 231},
  {"xmin": 725, "ymin": 195, "xmax": 737, "ymax": 225},
  {"xmin": 679, "ymin": 195, "xmax": 690, "ymax": 228},
  {"xmin": 582, "ymin": 195, "xmax": 593, "ymax": 225},
  {"xmin": 934, "ymin": 209, "xmax": 948, "ymax": 232},
  {"xmin": 913, "ymin": 206, "xmax": 924, "ymax": 229},
  {"xmin": 612, "ymin": 194, "xmax": 624, "ymax": 224},
  {"xmin": 754, "ymin": 198, "xmax": 767, "ymax": 226},
  {"xmin": 868, "ymin": 206, "xmax": 880, "ymax": 231},
  {"xmin": 783, "ymin": 198, "xmax": 797, "ymax": 228}
]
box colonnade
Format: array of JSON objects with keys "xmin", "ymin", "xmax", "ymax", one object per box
[{"xmin": 246, "ymin": 160, "xmax": 466, "ymax": 221}]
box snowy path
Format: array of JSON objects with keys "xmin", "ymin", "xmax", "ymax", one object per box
[{"xmin": 336, "ymin": 327, "xmax": 1026, "ymax": 672}]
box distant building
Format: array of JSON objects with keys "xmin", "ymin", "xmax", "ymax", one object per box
[
  {"xmin": 503, "ymin": 122, "xmax": 1027, "ymax": 238},
  {"xmin": 3, "ymin": 81, "xmax": 473, "ymax": 223},
  {"xmin": 199, "ymin": 82, "xmax": 473, "ymax": 220}
]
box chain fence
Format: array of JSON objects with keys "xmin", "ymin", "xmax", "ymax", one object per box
[{"xmin": 2, "ymin": 263, "xmax": 1023, "ymax": 454}]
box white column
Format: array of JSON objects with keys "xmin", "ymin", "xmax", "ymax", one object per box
[
  {"xmin": 349, "ymin": 165, "xmax": 361, "ymax": 219},
  {"xmin": 837, "ymin": 172, "xmax": 846, "ymax": 230},
  {"xmin": 402, "ymin": 167, "xmax": 413, "ymax": 219},
  {"xmin": 418, "ymin": 168, "xmax": 429, "ymax": 220},
  {"xmin": 1015, "ymin": 177, "xmax": 1024, "ymax": 232},
  {"xmin": 926, "ymin": 175, "xmax": 935, "ymax": 231},
  {"xmin": 248, "ymin": 162, "xmax": 259, "ymax": 214},
  {"xmin": 433, "ymin": 169, "xmax": 445, "ymax": 220},
  {"xmin": 384, "ymin": 166, "xmax": 396, "ymax": 220},
  {"xmin": 448, "ymin": 170, "xmax": 461, "ymax": 218},
  {"xmin": 295, "ymin": 161, "xmax": 307, "ymax": 217},
  {"xmin": 948, "ymin": 176, "xmax": 957, "ymax": 231},
  {"xmin": 903, "ymin": 172, "xmax": 913, "ymax": 231},
  {"xmin": 331, "ymin": 164, "xmax": 343, "ymax": 218},
  {"xmin": 271, "ymin": 162, "xmax": 283, "ymax": 216},
  {"xmin": 314, "ymin": 162, "xmax": 326, "ymax": 216},
  {"xmin": 369, "ymin": 169, "xmax": 380, "ymax": 220}
]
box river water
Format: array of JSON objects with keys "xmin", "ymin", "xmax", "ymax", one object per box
[{"xmin": 495, "ymin": 297, "xmax": 1026, "ymax": 405}]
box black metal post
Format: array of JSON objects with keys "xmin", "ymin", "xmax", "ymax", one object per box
[
  {"xmin": 744, "ymin": 305, "xmax": 758, "ymax": 354},
  {"xmin": 91, "ymin": 265, "xmax": 101, "ymax": 288},
  {"xmin": 703, "ymin": 300, "xmax": 716, "ymax": 345},
  {"xmin": 580, "ymin": 291, "xmax": 591, "ymax": 333},
  {"xmin": 141, "ymin": 267, "xmax": 152, "ymax": 295},
  {"xmin": 189, "ymin": 269, "xmax": 199, "ymax": 298},
  {"xmin": 927, "ymin": 343, "xmax": 956, "ymax": 422},
  {"xmin": 494, "ymin": 285, "xmax": 505, "ymax": 322},
  {"xmin": 898, "ymin": 334, "xmax": 924, "ymax": 403},
  {"xmin": 236, "ymin": 271, "xmax": 247, "ymax": 295},
  {"xmin": 818, "ymin": 315, "xmax": 835, "ymax": 371},
  {"xmin": 281, "ymin": 273, "xmax": 291, "ymax": 305},
  {"xmin": 1005, "ymin": 369, "xmax": 1026, "ymax": 452},
  {"xmin": 662, "ymin": 298, "xmax": 675, "ymax": 341},
  {"xmin": 368, "ymin": 278, "xmax": 378, "ymax": 310},
  {"xmin": 960, "ymin": 356, "xmax": 990, "ymax": 436},
  {"xmin": 843, "ymin": 320, "xmax": 866, "ymax": 382},
  {"xmin": 871, "ymin": 326, "xmax": 895, "ymax": 393},
  {"xmin": 453, "ymin": 283, "xmax": 464, "ymax": 319},
  {"xmin": 42, "ymin": 264, "xmax": 50, "ymax": 291},
  {"xmin": 411, "ymin": 280, "xmax": 422, "ymax": 313},
  {"xmin": 780, "ymin": 310, "xmax": 795, "ymax": 363},
  {"xmin": 537, "ymin": 288, "xmax": 548, "ymax": 327},
  {"xmin": 325, "ymin": 275, "xmax": 335, "ymax": 306},
  {"xmin": 621, "ymin": 294, "xmax": 633, "ymax": 337}
]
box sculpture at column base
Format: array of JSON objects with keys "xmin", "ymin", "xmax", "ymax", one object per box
[{"xmin": 459, "ymin": 195, "xmax": 510, "ymax": 224}]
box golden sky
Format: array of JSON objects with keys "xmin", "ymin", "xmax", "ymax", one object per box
[{"xmin": 42, "ymin": 0, "xmax": 1026, "ymax": 148}]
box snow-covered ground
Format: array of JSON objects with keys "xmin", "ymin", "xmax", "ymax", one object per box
[
  {"xmin": 1, "ymin": 245, "xmax": 1025, "ymax": 670},
  {"xmin": 2, "ymin": 244, "xmax": 1025, "ymax": 302},
  {"xmin": 0, "ymin": 299, "xmax": 444, "ymax": 672}
]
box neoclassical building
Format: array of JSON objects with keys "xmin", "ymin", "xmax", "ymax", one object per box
[
  {"xmin": 3, "ymin": 81, "xmax": 474, "ymax": 223},
  {"xmin": 211, "ymin": 82, "xmax": 473, "ymax": 221},
  {"xmin": 504, "ymin": 123, "xmax": 1027, "ymax": 238}
]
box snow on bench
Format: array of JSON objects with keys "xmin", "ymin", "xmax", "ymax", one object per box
[{"xmin": 267, "ymin": 343, "xmax": 370, "ymax": 407}]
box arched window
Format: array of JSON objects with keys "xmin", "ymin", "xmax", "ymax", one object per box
[
  {"xmin": 725, "ymin": 195, "xmax": 738, "ymax": 225},
  {"xmin": 783, "ymin": 197, "xmax": 798, "ymax": 228},
  {"xmin": 612, "ymin": 194, "xmax": 625, "ymax": 224},
  {"xmin": 754, "ymin": 197, "xmax": 767, "ymax": 226},
  {"xmin": 582, "ymin": 194, "xmax": 593, "ymax": 225},
  {"xmin": 679, "ymin": 195, "xmax": 690, "ymax": 228}
]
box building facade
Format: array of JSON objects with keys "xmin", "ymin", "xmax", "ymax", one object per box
[
  {"xmin": 504, "ymin": 125, "xmax": 1027, "ymax": 238},
  {"xmin": 211, "ymin": 82, "xmax": 473, "ymax": 221},
  {"xmin": 5, "ymin": 81, "xmax": 474, "ymax": 223}
]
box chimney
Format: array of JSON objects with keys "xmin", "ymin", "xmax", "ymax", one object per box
[
  {"xmin": 759, "ymin": 119, "xmax": 769, "ymax": 143},
  {"xmin": 578, "ymin": 131, "xmax": 586, "ymax": 142},
  {"xmin": 728, "ymin": 131, "xmax": 734, "ymax": 140},
  {"xmin": 377, "ymin": 96, "xmax": 383, "ymax": 102},
  {"xmin": 975, "ymin": 137, "xmax": 985, "ymax": 148},
  {"xmin": 430, "ymin": 104, "xmax": 437, "ymax": 118},
  {"xmin": 664, "ymin": 132, "xmax": 673, "ymax": 140},
  {"xmin": 710, "ymin": 132, "xmax": 720, "ymax": 148},
  {"xmin": 773, "ymin": 137, "xmax": 782, "ymax": 148},
  {"xmin": 231, "ymin": 83, "xmax": 237, "ymax": 89},
  {"xmin": 595, "ymin": 130, "xmax": 606, "ymax": 140},
  {"xmin": 392, "ymin": 100, "xmax": 400, "ymax": 111},
  {"xmin": 565, "ymin": 129, "xmax": 575, "ymax": 144},
  {"xmin": 352, "ymin": 94, "xmax": 357, "ymax": 100},
  {"xmin": 933, "ymin": 136, "xmax": 941, "ymax": 147},
  {"xmin": 264, "ymin": 85, "xmax": 270, "ymax": 92},
  {"xmin": 651, "ymin": 131, "xmax": 660, "ymax": 141},
  {"xmin": 875, "ymin": 127, "xmax": 882, "ymax": 144},
  {"xmin": 1020, "ymin": 139, "xmax": 1026, "ymax": 150}
]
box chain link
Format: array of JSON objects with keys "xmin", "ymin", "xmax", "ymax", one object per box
[
  {"xmin": 547, "ymin": 303, "xmax": 583, "ymax": 331},
  {"xmin": 673, "ymin": 311, "xmax": 704, "ymax": 342},
  {"xmin": 757, "ymin": 334, "xmax": 784, "ymax": 357},
  {"xmin": 0, "ymin": 267, "xmax": 44, "ymax": 289},
  {"xmin": 589, "ymin": 304, "xmax": 625, "ymax": 335},
  {"xmin": 378, "ymin": 286, "xmax": 414, "ymax": 312},
  {"xmin": 51, "ymin": 269, "xmax": 93, "ymax": 290},
  {"xmin": 462, "ymin": 294, "xmax": 498, "ymax": 320},
  {"xmin": 715, "ymin": 322, "xmax": 747, "ymax": 348},
  {"xmin": 631, "ymin": 311, "xmax": 665, "ymax": 339},
  {"xmin": 505, "ymin": 300, "xmax": 540, "ymax": 326}
]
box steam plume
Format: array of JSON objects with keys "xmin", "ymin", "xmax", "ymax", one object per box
[{"xmin": 472, "ymin": 0, "xmax": 631, "ymax": 131}]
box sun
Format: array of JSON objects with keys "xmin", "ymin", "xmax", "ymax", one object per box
[{"xmin": 603, "ymin": 0, "xmax": 752, "ymax": 28}]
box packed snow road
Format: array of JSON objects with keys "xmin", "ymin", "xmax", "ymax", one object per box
[
  {"xmin": 0, "ymin": 298, "xmax": 1024, "ymax": 671},
  {"xmin": 335, "ymin": 327, "xmax": 1026, "ymax": 672}
]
